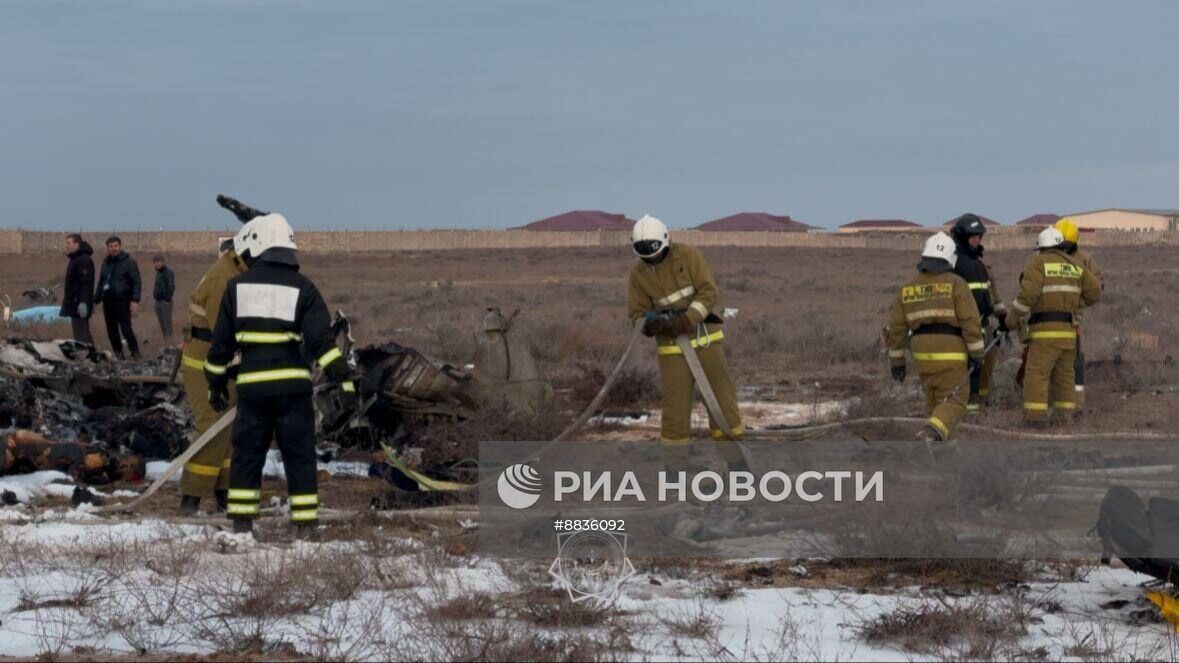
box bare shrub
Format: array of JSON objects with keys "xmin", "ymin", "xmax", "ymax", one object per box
[
  {"xmin": 570, "ymin": 354, "xmax": 659, "ymax": 410},
  {"xmin": 509, "ymin": 587, "xmax": 617, "ymax": 627},
  {"xmin": 660, "ymin": 594, "xmax": 721, "ymax": 640},
  {"xmin": 293, "ymin": 591, "xmax": 398, "ymax": 662},
  {"xmin": 424, "ymin": 592, "xmax": 501, "ymax": 621},
  {"xmin": 855, "ymin": 594, "xmax": 1036, "ymax": 658},
  {"xmin": 186, "ymin": 548, "xmax": 366, "ymax": 653},
  {"xmin": 82, "ymin": 570, "xmax": 196, "ymax": 654}
]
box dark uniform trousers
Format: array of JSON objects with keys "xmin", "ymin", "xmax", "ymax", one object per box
[
  {"xmin": 71, "ymin": 317, "xmax": 94, "ymax": 345},
  {"xmin": 227, "ymin": 394, "xmax": 319, "ymax": 523},
  {"xmin": 102, "ymin": 299, "xmax": 140, "ymax": 357}
]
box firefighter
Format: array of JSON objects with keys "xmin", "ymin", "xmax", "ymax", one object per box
[
  {"xmin": 1055, "ymin": 217, "xmax": 1103, "ymax": 410},
  {"xmin": 204, "ymin": 214, "xmax": 355, "ymax": 534},
  {"xmin": 177, "ymin": 222, "xmax": 255, "ymax": 515},
  {"xmin": 1005, "ymin": 227, "xmax": 1101, "ymax": 426},
  {"xmin": 949, "ymin": 214, "xmax": 1007, "ymax": 413},
  {"xmin": 887, "ymin": 232, "xmax": 986, "ymax": 442},
  {"xmin": 625, "ymin": 214, "xmax": 746, "ymax": 472}
]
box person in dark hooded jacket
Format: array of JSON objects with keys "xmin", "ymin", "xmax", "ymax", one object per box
[
  {"xmin": 60, "ymin": 233, "xmax": 95, "ymax": 345},
  {"xmin": 94, "ymin": 236, "xmax": 142, "ymax": 359},
  {"xmin": 949, "ymin": 214, "xmax": 1007, "ymax": 413}
]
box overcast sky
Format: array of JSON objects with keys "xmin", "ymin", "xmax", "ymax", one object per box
[{"xmin": 2, "ymin": 1, "xmax": 1177, "ymax": 231}]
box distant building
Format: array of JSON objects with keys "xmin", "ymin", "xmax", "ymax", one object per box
[
  {"xmin": 838, "ymin": 219, "xmax": 922, "ymax": 233},
  {"xmin": 1015, "ymin": 213, "xmax": 1061, "ymax": 230},
  {"xmin": 695, "ymin": 212, "xmax": 814, "ymax": 232},
  {"xmin": 1064, "ymin": 208, "xmax": 1179, "ymax": 232},
  {"xmin": 520, "ymin": 210, "xmax": 636, "ymax": 231},
  {"xmin": 942, "ymin": 214, "xmax": 1001, "ymax": 228}
]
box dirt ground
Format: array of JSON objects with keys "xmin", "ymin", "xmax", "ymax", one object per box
[
  {"xmin": 2, "ymin": 244, "xmax": 1177, "ymax": 660},
  {"xmin": 3, "ymin": 244, "xmax": 1175, "ymax": 437}
]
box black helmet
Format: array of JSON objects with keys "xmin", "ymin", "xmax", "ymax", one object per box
[{"xmin": 950, "ymin": 213, "xmax": 986, "ymax": 245}]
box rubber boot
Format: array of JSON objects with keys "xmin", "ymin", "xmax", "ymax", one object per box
[
  {"xmin": 179, "ymin": 495, "xmax": 200, "ymax": 516},
  {"xmin": 214, "ymin": 489, "xmax": 228, "ymax": 513},
  {"xmin": 232, "ymin": 518, "xmax": 254, "ymax": 535},
  {"xmin": 916, "ymin": 425, "xmax": 943, "ymax": 443}
]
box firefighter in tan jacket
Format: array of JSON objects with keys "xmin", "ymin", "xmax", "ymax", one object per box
[
  {"xmin": 177, "ymin": 225, "xmax": 252, "ymax": 514},
  {"xmin": 887, "ymin": 233, "xmax": 986, "ymax": 442},
  {"xmin": 1005, "ymin": 226, "xmax": 1101, "ymax": 426},
  {"xmin": 626, "ymin": 215, "xmax": 746, "ymax": 472}
]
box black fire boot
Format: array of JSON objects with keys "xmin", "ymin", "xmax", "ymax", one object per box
[
  {"xmin": 232, "ymin": 518, "xmax": 254, "ymax": 535},
  {"xmin": 179, "ymin": 495, "xmax": 200, "ymax": 516},
  {"xmin": 214, "ymin": 489, "xmax": 228, "ymax": 513}
]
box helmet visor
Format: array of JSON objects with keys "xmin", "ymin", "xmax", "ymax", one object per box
[{"xmin": 633, "ymin": 239, "xmax": 664, "ymax": 257}]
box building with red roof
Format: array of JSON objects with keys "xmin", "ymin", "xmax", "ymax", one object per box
[
  {"xmin": 520, "ymin": 210, "xmax": 635, "ymax": 231},
  {"xmin": 838, "ymin": 219, "xmax": 922, "ymax": 233},
  {"xmin": 695, "ymin": 212, "xmax": 814, "ymax": 231}
]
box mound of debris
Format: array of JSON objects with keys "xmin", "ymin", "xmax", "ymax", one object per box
[
  {"xmin": 1, "ymin": 307, "xmax": 555, "ymax": 498},
  {"xmin": 1, "ymin": 338, "xmax": 187, "ymax": 484}
]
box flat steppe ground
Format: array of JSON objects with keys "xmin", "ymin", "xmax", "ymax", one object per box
[{"xmin": 3, "ymin": 244, "xmax": 1175, "ymax": 436}]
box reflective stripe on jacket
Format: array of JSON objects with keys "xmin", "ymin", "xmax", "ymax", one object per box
[
  {"xmin": 627, "ymin": 243, "xmax": 724, "ymax": 349},
  {"xmin": 204, "ymin": 256, "xmax": 351, "ymax": 398},
  {"xmin": 887, "ymin": 270, "xmax": 984, "ymax": 367},
  {"xmin": 1007, "ymin": 248, "xmax": 1101, "ymax": 342}
]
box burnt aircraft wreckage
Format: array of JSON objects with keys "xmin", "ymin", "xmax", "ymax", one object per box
[{"xmin": 1, "ymin": 306, "xmax": 551, "ymax": 503}]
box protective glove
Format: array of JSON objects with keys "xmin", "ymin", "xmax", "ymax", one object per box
[
  {"xmin": 995, "ymin": 315, "xmax": 1009, "ymax": 335},
  {"xmin": 968, "ymin": 356, "xmax": 984, "ymax": 375},
  {"xmin": 668, "ymin": 313, "xmax": 696, "ymax": 336},
  {"xmin": 77, "ymin": 303, "xmax": 89, "ymax": 319},
  {"xmin": 890, "ymin": 365, "xmax": 906, "ymax": 382},
  {"xmin": 642, "ymin": 316, "xmax": 674, "ymax": 337},
  {"xmin": 208, "ymin": 383, "xmax": 230, "ymax": 413}
]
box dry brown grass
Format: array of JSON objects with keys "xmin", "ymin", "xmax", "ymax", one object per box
[{"xmin": 855, "ymin": 594, "xmax": 1037, "ymax": 658}]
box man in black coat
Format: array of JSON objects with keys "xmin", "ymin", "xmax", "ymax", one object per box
[
  {"xmin": 94, "ymin": 236, "xmax": 142, "ymax": 359},
  {"xmin": 60, "ymin": 233, "xmax": 95, "ymax": 345}
]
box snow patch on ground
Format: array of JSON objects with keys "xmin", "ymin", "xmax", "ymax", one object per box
[
  {"xmin": 0, "ymin": 501, "xmax": 1174, "ymax": 661},
  {"xmin": 0, "ymin": 470, "xmax": 73, "ymax": 503}
]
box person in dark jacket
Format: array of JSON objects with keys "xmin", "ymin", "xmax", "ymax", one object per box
[
  {"xmin": 204, "ymin": 214, "xmax": 354, "ymax": 536},
  {"xmin": 94, "ymin": 236, "xmax": 142, "ymax": 359},
  {"xmin": 152, "ymin": 255, "xmax": 176, "ymax": 343},
  {"xmin": 60, "ymin": 233, "xmax": 95, "ymax": 345},
  {"xmin": 949, "ymin": 214, "xmax": 1008, "ymax": 413}
]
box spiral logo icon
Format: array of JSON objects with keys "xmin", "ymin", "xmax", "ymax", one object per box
[{"xmin": 497, "ymin": 463, "xmax": 542, "ymax": 509}]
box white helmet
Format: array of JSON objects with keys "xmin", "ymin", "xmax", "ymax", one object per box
[
  {"xmin": 1036, "ymin": 226, "xmax": 1065, "ymax": 249},
  {"xmin": 243, "ymin": 213, "xmax": 297, "ymax": 258},
  {"xmin": 232, "ymin": 218, "xmax": 257, "ymax": 257},
  {"xmin": 631, "ymin": 214, "xmax": 670, "ymax": 258},
  {"xmin": 921, "ymin": 231, "xmax": 957, "ymax": 268}
]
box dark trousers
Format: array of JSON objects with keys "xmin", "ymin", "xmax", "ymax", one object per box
[
  {"xmin": 70, "ymin": 316, "xmax": 94, "ymax": 345},
  {"xmin": 154, "ymin": 300, "xmax": 173, "ymax": 341},
  {"xmin": 101, "ymin": 299, "xmax": 139, "ymax": 358},
  {"xmin": 227, "ymin": 394, "xmax": 319, "ymax": 524}
]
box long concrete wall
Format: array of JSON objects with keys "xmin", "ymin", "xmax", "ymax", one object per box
[{"xmin": 3, "ymin": 227, "xmax": 1177, "ymax": 255}]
